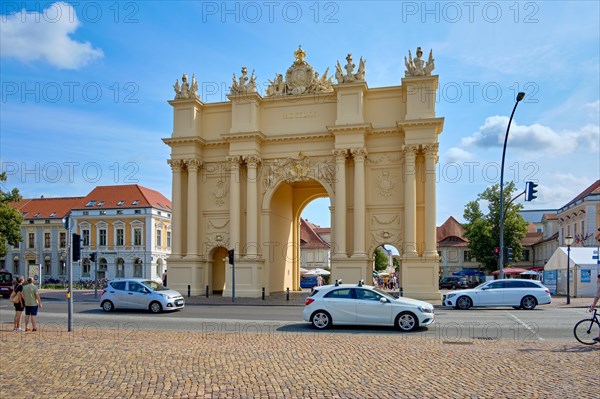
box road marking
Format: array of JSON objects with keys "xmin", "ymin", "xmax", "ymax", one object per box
[{"xmin": 505, "ymin": 312, "xmax": 545, "ymax": 341}]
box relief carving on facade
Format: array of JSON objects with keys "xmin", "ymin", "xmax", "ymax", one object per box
[
  {"xmin": 265, "ymin": 47, "xmax": 334, "ymax": 97},
  {"xmin": 375, "ymin": 170, "xmax": 397, "ymax": 197},
  {"xmin": 212, "ymin": 180, "xmax": 228, "ymax": 207},
  {"xmin": 366, "ymin": 153, "xmax": 402, "ymax": 165},
  {"xmin": 230, "ymin": 67, "xmax": 257, "ymax": 94},
  {"xmin": 262, "ymin": 154, "xmax": 335, "ymax": 192},
  {"xmin": 404, "ymin": 47, "xmax": 435, "ymax": 77},
  {"xmin": 173, "ymin": 73, "xmax": 199, "ymax": 100},
  {"xmin": 335, "ymin": 53, "xmax": 366, "ymax": 83},
  {"xmin": 370, "ymin": 214, "xmax": 403, "ymax": 248}
]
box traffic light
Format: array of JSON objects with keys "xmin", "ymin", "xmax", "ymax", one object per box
[
  {"xmin": 72, "ymin": 233, "xmax": 81, "ymax": 261},
  {"xmin": 89, "ymin": 252, "xmax": 97, "ymax": 262},
  {"xmin": 504, "ymin": 247, "xmax": 514, "ymax": 263},
  {"xmin": 525, "ymin": 181, "xmax": 538, "ymax": 201},
  {"xmin": 493, "ymin": 247, "xmax": 499, "ymax": 260},
  {"xmin": 228, "ymin": 249, "xmax": 235, "ymax": 265}
]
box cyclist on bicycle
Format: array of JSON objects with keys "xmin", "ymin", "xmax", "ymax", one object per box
[{"xmin": 589, "ymin": 274, "xmax": 600, "ymax": 343}]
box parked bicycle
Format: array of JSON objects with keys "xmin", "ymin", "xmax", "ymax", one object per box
[{"xmin": 573, "ymin": 308, "xmax": 600, "ymax": 345}]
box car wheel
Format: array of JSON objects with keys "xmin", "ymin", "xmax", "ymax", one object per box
[
  {"xmin": 149, "ymin": 301, "xmax": 162, "ymax": 313},
  {"xmin": 101, "ymin": 300, "xmax": 114, "ymax": 312},
  {"xmin": 451, "ymin": 285, "xmax": 457, "ymax": 290},
  {"xmin": 456, "ymin": 296, "xmax": 472, "ymax": 310},
  {"xmin": 311, "ymin": 310, "xmax": 332, "ymax": 329},
  {"xmin": 396, "ymin": 312, "xmax": 418, "ymax": 332},
  {"xmin": 521, "ymin": 296, "xmax": 537, "ymax": 310}
]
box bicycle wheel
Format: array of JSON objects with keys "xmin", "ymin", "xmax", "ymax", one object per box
[{"xmin": 573, "ymin": 318, "xmax": 600, "ymax": 345}]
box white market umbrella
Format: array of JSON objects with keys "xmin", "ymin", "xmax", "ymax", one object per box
[
  {"xmin": 310, "ymin": 268, "xmax": 331, "ymax": 276},
  {"xmin": 520, "ymin": 270, "xmax": 539, "ymax": 276}
]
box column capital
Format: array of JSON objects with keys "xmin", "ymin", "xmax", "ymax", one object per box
[
  {"xmin": 167, "ymin": 159, "xmax": 185, "ymax": 172},
  {"xmin": 333, "ymin": 149, "xmax": 348, "ymax": 161},
  {"xmin": 350, "ymin": 148, "xmax": 368, "ymax": 160},
  {"xmin": 243, "ymin": 155, "xmax": 262, "ymax": 167},
  {"xmin": 402, "ymin": 144, "xmax": 420, "ymax": 156},
  {"xmin": 422, "ymin": 143, "xmax": 439, "ymax": 156},
  {"xmin": 227, "ymin": 156, "xmax": 242, "ymax": 166},
  {"xmin": 184, "ymin": 158, "xmax": 202, "ymax": 171}
]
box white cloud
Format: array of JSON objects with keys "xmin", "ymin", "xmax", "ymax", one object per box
[
  {"xmin": 0, "ymin": 2, "xmax": 103, "ymax": 69},
  {"xmin": 461, "ymin": 116, "xmax": 599, "ymax": 155},
  {"xmin": 586, "ymin": 100, "xmax": 600, "ymax": 112},
  {"xmin": 444, "ymin": 147, "xmax": 474, "ymax": 163},
  {"xmin": 535, "ymin": 174, "xmax": 596, "ymax": 208}
]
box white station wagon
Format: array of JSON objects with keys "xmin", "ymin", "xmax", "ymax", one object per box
[
  {"xmin": 443, "ymin": 279, "xmax": 551, "ymax": 310},
  {"xmin": 303, "ymin": 281, "xmax": 435, "ymax": 331}
]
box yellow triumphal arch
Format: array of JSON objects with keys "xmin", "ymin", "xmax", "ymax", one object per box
[{"xmin": 163, "ymin": 47, "xmax": 444, "ymax": 299}]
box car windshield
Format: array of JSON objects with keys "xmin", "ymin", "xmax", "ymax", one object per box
[
  {"xmin": 474, "ymin": 282, "xmax": 490, "ymax": 290},
  {"xmin": 142, "ymin": 280, "xmax": 168, "ymax": 291},
  {"xmin": 372, "ymin": 287, "xmax": 395, "ymax": 299}
]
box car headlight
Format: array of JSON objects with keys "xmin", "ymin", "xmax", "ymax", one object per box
[
  {"xmin": 159, "ymin": 293, "xmax": 172, "ymax": 299},
  {"xmin": 418, "ymin": 306, "xmax": 434, "ymax": 314},
  {"xmin": 447, "ymin": 293, "xmax": 456, "ymax": 299}
]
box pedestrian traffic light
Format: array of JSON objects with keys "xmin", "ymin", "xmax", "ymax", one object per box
[
  {"xmin": 89, "ymin": 252, "xmax": 96, "ymax": 262},
  {"xmin": 525, "ymin": 181, "xmax": 538, "ymax": 201},
  {"xmin": 228, "ymin": 249, "xmax": 234, "ymax": 265},
  {"xmin": 504, "ymin": 247, "xmax": 514, "ymax": 263},
  {"xmin": 493, "ymin": 247, "xmax": 499, "ymax": 260},
  {"xmin": 72, "ymin": 233, "xmax": 81, "ymax": 261}
]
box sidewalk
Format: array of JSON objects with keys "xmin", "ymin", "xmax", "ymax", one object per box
[{"xmin": 38, "ymin": 288, "xmax": 594, "ymax": 308}]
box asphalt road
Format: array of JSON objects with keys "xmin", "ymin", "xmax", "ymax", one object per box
[{"xmin": 1, "ymin": 300, "xmax": 592, "ymax": 343}]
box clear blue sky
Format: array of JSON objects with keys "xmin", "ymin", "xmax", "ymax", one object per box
[{"xmin": 1, "ymin": 1, "xmax": 599, "ymax": 229}]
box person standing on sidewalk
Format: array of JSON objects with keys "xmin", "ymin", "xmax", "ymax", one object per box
[
  {"xmin": 22, "ymin": 277, "xmax": 42, "ymax": 332},
  {"xmin": 590, "ymin": 274, "xmax": 600, "ymax": 343},
  {"xmin": 12, "ymin": 276, "xmax": 25, "ymax": 332}
]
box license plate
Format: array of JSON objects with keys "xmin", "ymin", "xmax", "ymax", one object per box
[{"xmin": 175, "ymin": 300, "xmax": 183, "ymax": 306}]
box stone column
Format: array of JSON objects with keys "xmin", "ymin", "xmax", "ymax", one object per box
[
  {"xmin": 403, "ymin": 145, "xmax": 418, "ymax": 257},
  {"xmin": 185, "ymin": 159, "xmax": 201, "ymax": 257},
  {"xmin": 244, "ymin": 155, "xmax": 261, "ymax": 257},
  {"xmin": 424, "ymin": 144, "xmax": 439, "ymax": 258},
  {"xmin": 351, "ymin": 148, "xmax": 367, "ymax": 258},
  {"xmin": 333, "ymin": 150, "xmax": 348, "ymax": 257},
  {"xmin": 228, "ymin": 156, "xmax": 242, "ymax": 256},
  {"xmin": 167, "ymin": 159, "xmax": 185, "ymax": 257}
]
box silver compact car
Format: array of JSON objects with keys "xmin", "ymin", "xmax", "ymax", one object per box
[
  {"xmin": 303, "ymin": 282, "xmax": 435, "ymax": 331},
  {"xmin": 100, "ymin": 279, "xmax": 185, "ymax": 313},
  {"xmin": 442, "ymin": 278, "xmax": 551, "ymax": 310}
]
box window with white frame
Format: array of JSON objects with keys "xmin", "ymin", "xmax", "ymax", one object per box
[
  {"xmin": 99, "ymin": 229, "xmax": 107, "ymax": 246},
  {"xmin": 82, "ymin": 259, "xmax": 90, "ymax": 277},
  {"xmin": 133, "ymin": 258, "xmax": 143, "ymax": 277},
  {"xmin": 116, "ymin": 258, "xmax": 125, "ymax": 278},
  {"xmin": 44, "ymin": 232, "xmax": 51, "ymax": 248},
  {"xmin": 28, "ymin": 232, "xmax": 35, "ymax": 248},
  {"xmin": 116, "ymin": 228, "xmax": 124, "ymax": 246},
  {"xmin": 133, "ymin": 228, "xmax": 142, "ymax": 246},
  {"xmin": 166, "ymin": 231, "xmax": 171, "ymax": 248},
  {"xmin": 60, "ymin": 232, "xmax": 66, "ymax": 248},
  {"xmin": 82, "ymin": 229, "xmax": 90, "ymax": 246},
  {"xmin": 156, "ymin": 229, "xmax": 162, "ymax": 247}
]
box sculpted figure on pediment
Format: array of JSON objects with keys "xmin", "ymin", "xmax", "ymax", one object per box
[
  {"xmin": 265, "ymin": 47, "xmax": 334, "ymax": 97},
  {"xmin": 335, "ymin": 53, "xmax": 366, "ymax": 84},
  {"xmin": 173, "ymin": 73, "xmax": 199, "ymax": 100},
  {"xmin": 231, "ymin": 67, "xmax": 257, "ymax": 94},
  {"xmin": 405, "ymin": 47, "xmax": 435, "ymax": 77}
]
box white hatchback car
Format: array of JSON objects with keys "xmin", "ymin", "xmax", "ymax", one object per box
[
  {"xmin": 303, "ymin": 282, "xmax": 435, "ymax": 331},
  {"xmin": 442, "ymin": 278, "xmax": 551, "ymax": 310},
  {"xmin": 101, "ymin": 279, "xmax": 185, "ymax": 313}
]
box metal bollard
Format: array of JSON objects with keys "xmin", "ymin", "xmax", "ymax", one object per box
[
  {"xmin": 206, "ymin": 285, "xmax": 209, "ymax": 298},
  {"xmin": 262, "ymin": 287, "xmax": 265, "ymax": 300},
  {"xmin": 286, "ymin": 287, "xmax": 290, "ymax": 301},
  {"xmin": 188, "ymin": 285, "xmax": 191, "ymax": 297},
  {"xmin": 400, "ymin": 287, "xmax": 404, "ymax": 297}
]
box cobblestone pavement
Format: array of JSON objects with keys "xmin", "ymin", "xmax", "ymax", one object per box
[{"xmin": 0, "ymin": 324, "xmax": 598, "ymax": 399}]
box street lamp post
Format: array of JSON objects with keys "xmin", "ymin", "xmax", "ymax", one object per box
[
  {"xmin": 565, "ymin": 235, "xmax": 573, "ymax": 305},
  {"xmin": 498, "ymin": 92, "xmax": 525, "ymax": 279}
]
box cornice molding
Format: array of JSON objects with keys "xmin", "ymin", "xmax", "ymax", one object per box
[
  {"xmin": 162, "ymin": 137, "xmax": 206, "ymax": 146},
  {"xmin": 397, "ymin": 117, "xmax": 444, "ymax": 133},
  {"xmin": 326, "ymin": 123, "xmax": 372, "ymax": 133}
]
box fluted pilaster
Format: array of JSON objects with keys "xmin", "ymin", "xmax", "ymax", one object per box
[
  {"xmin": 185, "ymin": 159, "xmax": 202, "ymax": 257},
  {"xmin": 423, "ymin": 144, "xmax": 439, "ymax": 258},
  {"xmin": 403, "ymin": 145, "xmax": 419, "ymax": 257},
  {"xmin": 351, "ymin": 148, "xmax": 367, "ymax": 257},
  {"xmin": 228, "ymin": 156, "xmax": 242, "ymax": 256},
  {"xmin": 333, "ymin": 150, "xmax": 348, "ymax": 257},
  {"xmin": 167, "ymin": 159, "xmax": 185, "ymax": 257},
  {"xmin": 244, "ymin": 155, "xmax": 261, "ymax": 257}
]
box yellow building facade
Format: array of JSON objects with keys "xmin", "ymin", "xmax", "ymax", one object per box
[{"xmin": 164, "ymin": 48, "xmax": 444, "ymax": 299}]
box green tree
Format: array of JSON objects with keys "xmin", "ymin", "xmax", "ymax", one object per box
[
  {"xmin": 373, "ymin": 247, "xmax": 389, "ymax": 272},
  {"xmin": 0, "ymin": 172, "xmax": 23, "ymax": 259},
  {"xmin": 462, "ymin": 182, "xmax": 528, "ymax": 273}
]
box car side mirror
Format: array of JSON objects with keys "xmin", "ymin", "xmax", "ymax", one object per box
[
  {"xmin": 142, "ymin": 288, "xmax": 150, "ymax": 294},
  {"xmin": 481, "ymin": 286, "xmax": 489, "ymax": 290},
  {"xmin": 380, "ymin": 297, "xmax": 389, "ymax": 304}
]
